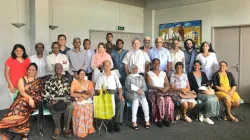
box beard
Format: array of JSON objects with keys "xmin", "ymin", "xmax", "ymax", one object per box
[{"xmin": 116, "ymin": 47, "xmax": 123, "ymax": 51}]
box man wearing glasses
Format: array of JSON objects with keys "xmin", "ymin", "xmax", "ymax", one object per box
[{"xmin": 149, "ymin": 37, "xmax": 172, "ymax": 75}]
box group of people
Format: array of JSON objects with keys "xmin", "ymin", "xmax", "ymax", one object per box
[{"xmin": 0, "ymin": 33, "xmax": 242, "ymax": 140}]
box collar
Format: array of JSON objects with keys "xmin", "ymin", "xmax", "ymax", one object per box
[{"xmin": 72, "ymin": 48, "xmax": 81, "ymax": 52}]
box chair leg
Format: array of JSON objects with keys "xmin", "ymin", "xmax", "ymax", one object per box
[
  {"xmin": 196, "ymin": 105, "xmax": 200, "ymax": 122},
  {"xmin": 242, "ymin": 103, "xmax": 244, "ymax": 121}
]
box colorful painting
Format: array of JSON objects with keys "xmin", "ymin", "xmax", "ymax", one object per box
[{"xmin": 159, "ymin": 20, "xmax": 202, "ymax": 50}]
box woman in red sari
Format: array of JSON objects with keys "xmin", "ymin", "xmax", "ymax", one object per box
[{"xmin": 0, "ymin": 63, "xmax": 42, "ymax": 140}]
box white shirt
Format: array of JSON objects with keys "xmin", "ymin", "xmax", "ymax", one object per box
[
  {"xmin": 170, "ymin": 49, "xmax": 185, "ymax": 71},
  {"xmin": 46, "ymin": 53, "xmax": 69, "ymax": 75},
  {"xmin": 95, "ymin": 72, "xmax": 122, "ymax": 90},
  {"xmin": 196, "ymin": 52, "xmax": 219, "ymax": 80},
  {"xmin": 147, "ymin": 71, "xmax": 166, "ymax": 88},
  {"xmin": 30, "ymin": 55, "xmax": 47, "ymax": 77},
  {"xmin": 122, "ymin": 49, "xmax": 151, "ymax": 73},
  {"xmin": 86, "ymin": 49, "xmax": 95, "ymax": 73}
]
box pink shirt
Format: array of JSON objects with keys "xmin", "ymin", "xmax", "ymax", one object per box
[
  {"xmin": 91, "ymin": 52, "xmax": 113, "ymax": 70},
  {"xmin": 5, "ymin": 57, "xmax": 30, "ymax": 88}
]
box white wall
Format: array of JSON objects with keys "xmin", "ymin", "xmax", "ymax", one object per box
[
  {"xmin": 0, "ymin": 0, "xmax": 143, "ymax": 110},
  {"xmin": 49, "ymin": 0, "xmax": 144, "ymax": 50},
  {"xmin": 147, "ymin": 0, "xmax": 250, "ymax": 43}
]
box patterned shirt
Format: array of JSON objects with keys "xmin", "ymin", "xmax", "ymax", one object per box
[{"xmin": 42, "ymin": 75, "xmax": 71, "ymax": 103}]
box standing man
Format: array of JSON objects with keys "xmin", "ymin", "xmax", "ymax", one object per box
[
  {"xmin": 123, "ymin": 38, "xmax": 151, "ymax": 78},
  {"xmin": 105, "ymin": 33, "xmax": 116, "ymax": 54},
  {"xmin": 183, "ymin": 39, "xmax": 198, "ymax": 74},
  {"xmin": 95, "ymin": 60, "xmax": 125, "ymax": 133},
  {"xmin": 111, "ymin": 39, "xmax": 128, "ymax": 85},
  {"xmin": 149, "ymin": 37, "xmax": 172, "ymax": 75},
  {"xmin": 170, "ymin": 39, "xmax": 185, "ymax": 74},
  {"xmin": 58, "ymin": 34, "xmax": 71, "ymax": 54},
  {"xmin": 30, "ymin": 43, "xmax": 47, "ymax": 78},
  {"xmin": 46, "ymin": 42, "xmax": 69, "ymax": 75},
  {"xmin": 83, "ymin": 38, "xmax": 95, "ymax": 81},
  {"xmin": 66, "ymin": 37, "xmax": 89, "ymax": 83},
  {"xmin": 140, "ymin": 36, "xmax": 152, "ymax": 55}
]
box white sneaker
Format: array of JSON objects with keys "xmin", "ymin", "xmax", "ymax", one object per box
[
  {"xmin": 204, "ymin": 117, "xmax": 214, "ymax": 124},
  {"xmin": 199, "ymin": 114, "xmax": 204, "ymax": 122}
]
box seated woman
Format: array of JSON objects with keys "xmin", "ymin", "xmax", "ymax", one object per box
[
  {"xmin": 0, "ymin": 63, "xmax": 42, "ymax": 140},
  {"xmin": 70, "ymin": 69, "xmax": 95, "ymax": 137},
  {"xmin": 125, "ymin": 64, "xmax": 150, "ymax": 130},
  {"xmin": 188, "ymin": 60, "xmax": 219, "ymax": 124},
  {"xmin": 42, "ymin": 63, "xmax": 74, "ymax": 139},
  {"xmin": 170, "ymin": 62, "xmax": 196, "ymax": 123},
  {"xmin": 212, "ymin": 61, "xmax": 241, "ymax": 122},
  {"xmin": 91, "ymin": 42, "xmax": 114, "ymax": 82},
  {"xmin": 147, "ymin": 58, "xmax": 175, "ymax": 127}
]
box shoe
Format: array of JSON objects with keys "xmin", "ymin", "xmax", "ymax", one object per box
[
  {"xmin": 114, "ymin": 122, "xmax": 121, "ymax": 132},
  {"xmin": 107, "ymin": 121, "xmax": 114, "ymax": 133},
  {"xmin": 203, "ymin": 118, "xmax": 214, "ymax": 124},
  {"xmin": 156, "ymin": 120, "xmax": 163, "ymax": 127},
  {"xmin": 176, "ymin": 110, "xmax": 181, "ymax": 120},
  {"xmin": 199, "ymin": 113, "xmax": 204, "ymax": 122},
  {"xmin": 229, "ymin": 115, "xmax": 238, "ymax": 123},
  {"xmin": 163, "ymin": 120, "xmax": 171, "ymax": 127},
  {"xmin": 64, "ymin": 129, "xmax": 72, "ymax": 138},
  {"xmin": 184, "ymin": 116, "xmax": 192, "ymax": 123},
  {"xmin": 52, "ymin": 129, "xmax": 60, "ymax": 139}
]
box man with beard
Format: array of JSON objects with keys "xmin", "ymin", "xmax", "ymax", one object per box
[
  {"xmin": 140, "ymin": 36, "xmax": 152, "ymax": 56},
  {"xmin": 105, "ymin": 33, "xmax": 116, "ymax": 54},
  {"xmin": 183, "ymin": 39, "xmax": 198, "ymax": 73},
  {"xmin": 111, "ymin": 39, "xmax": 128, "ymax": 85}
]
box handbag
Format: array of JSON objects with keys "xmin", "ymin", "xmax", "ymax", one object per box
[
  {"xmin": 94, "ymin": 87, "xmax": 115, "ymax": 119},
  {"xmin": 179, "ymin": 90, "xmax": 197, "ymax": 99}
]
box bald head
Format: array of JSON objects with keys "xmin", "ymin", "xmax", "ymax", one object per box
[{"xmin": 103, "ymin": 60, "xmax": 111, "ymax": 72}]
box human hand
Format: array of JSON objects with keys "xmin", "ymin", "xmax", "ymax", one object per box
[
  {"xmin": 29, "ymin": 98, "xmax": 35, "ymax": 108},
  {"xmin": 63, "ymin": 60, "xmax": 67, "ymax": 64},
  {"xmin": 137, "ymin": 89, "xmax": 143, "ymax": 95},
  {"xmin": 9, "ymin": 84, "xmax": 15, "ymax": 94},
  {"xmin": 118, "ymin": 94, "xmax": 124, "ymax": 101},
  {"xmin": 51, "ymin": 100, "xmax": 57, "ymax": 104}
]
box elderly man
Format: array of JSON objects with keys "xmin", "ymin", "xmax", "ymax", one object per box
[
  {"xmin": 43, "ymin": 63, "xmax": 74, "ymax": 139},
  {"xmin": 95, "ymin": 60, "xmax": 125, "ymax": 133},
  {"xmin": 149, "ymin": 37, "xmax": 172, "ymax": 75},
  {"xmin": 66, "ymin": 37, "xmax": 88, "ymax": 83},
  {"xmin": 169, "ymin": 39, "xmax": 185, "ymax": 74},
  {"xmin": 122, "ymin": 38, "xmax": 151, "ymax": 78},
  {"xmin": 140, "ymin": 36, "xmax": 152, "ymax": 55},
  {"xmin": 46, "ymin": 42, "xmax": 69, "ymax": 75}
]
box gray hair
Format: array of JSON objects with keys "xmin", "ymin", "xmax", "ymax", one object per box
[
  {"xmin": 73, "ymin": 37, "xmax": 81, "ymax": 43},
  {"xmin": 131, "ymin": 38, "xmax": 141, "ymax": 45},
  {"xmin": 54, "ymin": 63, "xmax": 63, "ymax": 72},
  {"xmin": 155, "ymin": 37, "xmax": 163, "ymax": 44}
]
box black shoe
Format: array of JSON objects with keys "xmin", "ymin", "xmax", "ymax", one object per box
[
  {"xmin": 114, "ymin": 122, "xmax": 121, "ymax": 132},
  {"xmin": 163, "ymin": 120, "xmax": 171, "ymax": 127},
  {"xmin": 107, "ymin": 121, "xmax": 114, "ymax": 133},
  {"xmin": 156, "ymin": 121, "xmax": 163, "ymax": 127}
]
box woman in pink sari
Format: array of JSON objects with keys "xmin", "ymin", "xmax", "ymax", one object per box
[{"xmin": 91, "ymin": 42, "xmax": 113, "ymax": 82}]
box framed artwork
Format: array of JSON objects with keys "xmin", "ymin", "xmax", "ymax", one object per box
[{"xmin": 159, "ymin": 20, "xmax": 202, "ymax": 50}]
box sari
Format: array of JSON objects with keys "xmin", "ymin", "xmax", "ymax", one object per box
[{"xmin": 0, "ymin": 78, "xmax": 42, "ymax": 139}]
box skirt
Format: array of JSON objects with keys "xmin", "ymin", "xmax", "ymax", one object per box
[
  {"xmin": 197, "ymin": 94, "xmax": 220, "ymax": 118},
  {"xmin": 216, "ymin": 91, "xmax": 241, "ymax": 103}
]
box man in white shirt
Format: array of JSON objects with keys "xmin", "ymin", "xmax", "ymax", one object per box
[
  {"xmin": 46, "ymin": 42, "xmax": 69, "ymax": 75},
  {"xmin": 170, "ymin": 39, "xmax": 185, "ymax": 74},
  {"xmin": 30, "ymin": 43, "xmax": 47, "ymax": 78},
  {"xmin": 83, "ymin": 38, "xmax": 95, "ymax": 81},
  {"xmin": 66, "ymin": 37, "xmax": 89, "ymax": 82},
  {"xmin": 122, "ymin": 38, "xmax": 151, "ymax": 78},
  {"xmin": 95, "ymin": 60, "xmax": 125, "ymax": 133},
  {"xmin": 149, "ymin": 37, "xmax": 172, "ymax": 75}
]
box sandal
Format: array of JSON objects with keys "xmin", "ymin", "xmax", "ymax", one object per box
[
  {"xmin": 22, "ymin": 134, "xmax": 28, "ymax": 140},
  {"xmin": 132, "ymin": 125, "xmax": 139, "ymax": 130},
  {"xmin": 144, "ymin": 122, "xmax": 150, "ymax": 129},
  {"xmin": 184, "ymin": 116, "xmax": 192, "ymax": 122},
  {"xmin": 223, "ymin": 110, "xmax": 228, "ymax": 120},
  {"xmin": 229, "ymin": 116, "xmax": 238, "ymax": 123}
]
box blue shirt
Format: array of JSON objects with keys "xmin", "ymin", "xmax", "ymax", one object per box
[
  {"xmin": 184, "ymin": 49, "xmax": 198, "ymax": 74},
  {"xmin": 111, "ymin": 49, "xmax": 128, "ymax": 82},
  {"xmin": 149, "ymin": 47, "xmax": 172, "ymax": 71},
  {"xmin": 60, "ymin": 46, "xmax": 71, "ymax": 55}
]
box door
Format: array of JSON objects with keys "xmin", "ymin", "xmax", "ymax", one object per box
[
  {"xmin": 239, "ymin": 26, "xmax": 250, "ymax": 102},
  {"xmin": 213, "ymin": 27, "xmax": 240, "ymax": 89}
]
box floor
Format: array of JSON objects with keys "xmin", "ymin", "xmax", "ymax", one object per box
[{"xmin": 0, "ymin": 104, "xmax": 249, "ymax": 140}]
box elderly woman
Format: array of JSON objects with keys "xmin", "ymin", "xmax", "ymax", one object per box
[
  {"xmin": 42, "ymin": 63, "xmax": 74, "ymax": 139},
  {"xmin": 70, "ymin": 69, "xmax": 95, "ymax": 137},
  {"xmin": 188, "ymin": 60, "xmax": 219, "ymax": 124},
  {"xmin": 170, "ymin": 62, "xmax": 196, "ymax": 123},
  {"xmin": 212, "ymin": 61, "xmax": 241, "ymax": 122},
  {"xmin": 4, "ymin": 44, "xmax": 30, "ymax": 100},
  {"xmin": 196, "ymin": 41, "xmax": 218, "ymax": 82},
  {"xmin": 0, "ymin": 63, "xmax": 42, "ymax": 140},
  {"xmin": 147, "ymin": 58, "xmax": 175, "ymax": 127},
  {"xmin": 125, "ymin": 64, "xmax": 150, "ymax": 130},
  {"xmin": 91, "ymin": 42, "xmax": 113, "ymax": 82}
]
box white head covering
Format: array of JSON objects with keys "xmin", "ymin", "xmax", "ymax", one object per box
[{"xmin": 130, "ymin": 64, "xmax": 140, "ymax": 77}]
